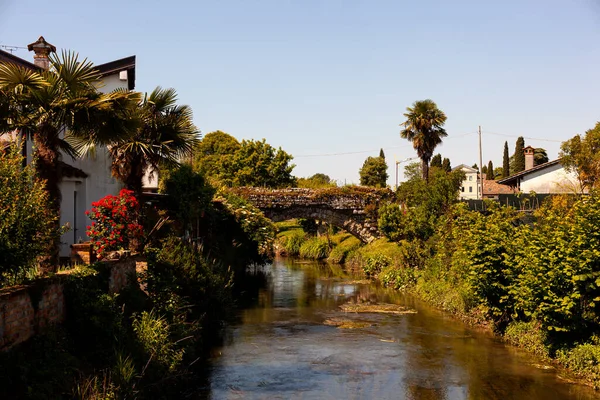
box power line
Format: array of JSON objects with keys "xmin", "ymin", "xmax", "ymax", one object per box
[
  {"xmin": 483, "ymin": 130, "xmax": 564, "ymax": 143},
  {"xmin": 294, "ymin": 131, "xmax": 477, "ymax": 158}
]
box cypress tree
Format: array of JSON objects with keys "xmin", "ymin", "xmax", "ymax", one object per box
[
  {"xmin": 513, "ymin": 137, "xmax": 525, "ymax": 173},
  {"xmin": 430, "ymin": 154, "xmax": 442, "ymax": 168},
  {"xmin": 502, "ymin": 141, "xmax": 510, "ymax": 177},
  {"xmin": 487, "ymin": 160, "xmax": 494, "ymax": 179},
  {"xmin": 379, "ymin": 148, "xmax": 385, "ymax": 159},
  {"xmin": 442, "ymin": 158, "xmax": 451, "ymax": 172}
]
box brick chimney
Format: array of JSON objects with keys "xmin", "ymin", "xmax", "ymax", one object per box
[
  {"xmin": 27, "ymin": 36, "xmax": 56, "ymax": 70},
  {"xmin": 524, "ymin": 146, "xmax": 535, "ymax": 170}
]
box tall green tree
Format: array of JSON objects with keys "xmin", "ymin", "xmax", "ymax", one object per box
[
  {"xmin": 359, "ymin": 156, "xmax": 388, "ymax": 187},
  {"xmin": 487, "ymin": 160, "xmax": 494, "ymax": 179},
  {"xmin": 430, "ymin": 154, "xmax": 442, "ymax": 168},
  {"xmin": 534, "ymin": 148, "xmax": 549, "ymax": 166},
  {"xmin": 442, "ymin": 157, "xmax": 451, "ymax": 172},
  {"xmin": 400, "ymin": 99, "xmax": 448, "ymax": 182},
  {"xmin": 0, "ymin": 52, "xmax": 139, "ymax": 265},
  {"xmin": 512, "ymin": 136, "xmax": 525, "ymax": 174},
  {"xmin": 105, "ymin": 87, "xmax": 199, "ymax": 196},
  {"xmin": 379, "ymin": 148, "xmax": 385, "ymax": 159},
  {"xmin": 560, "ymin": 122, "xmax": 600, "ymax": 191},
  {"xmin": 229, "ymin": 139, "xmax": 296, "ymax": 188},
  {"xmin": 297, "ymin": 173, "xmax": 335, "ymax": 188},
  {"xmin": 193, "ymin": 130, "xmax": 240, "ymax": 182},
  {"xmin": 493, "ymin": 167, "xmax": 503, "ymax": 180},
  {"xmin": 502, "ymin": 141, "xmax": 510, "ymax": 178}
]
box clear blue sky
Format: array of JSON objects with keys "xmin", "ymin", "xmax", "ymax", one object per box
[{"xmin": 2, "ymin": 0, "xmax": 599, "ymax": 185}]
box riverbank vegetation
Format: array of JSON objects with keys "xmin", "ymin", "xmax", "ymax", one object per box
[
  {"xmin": 277, "ymin": 169, "xmax": 600, "ymax": 388},
  {"xmin": 0, "ymin": 163, "xmax": 276, "ymax": 398}
]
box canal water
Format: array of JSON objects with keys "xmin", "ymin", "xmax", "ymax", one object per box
[{"xmin": 203, "ymin": 258, "xmax": 599, "ymax": 399}]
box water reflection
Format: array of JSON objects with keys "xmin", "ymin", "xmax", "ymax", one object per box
[{"xmin": 205, "ymin": 259, "xmax": 598, "ymax": 400}]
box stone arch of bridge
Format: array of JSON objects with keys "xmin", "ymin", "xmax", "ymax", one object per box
[{"xmin": 261, "ymin": 206, "xmax": 377, "ymax": 243}]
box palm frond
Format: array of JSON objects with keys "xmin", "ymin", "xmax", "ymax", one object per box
[
  {"xmin": 0, "ymin": 63, "xmax": 47, "ymax": 95},
  {"xmin": 50, "ymin": 51, "xmax": 100, "ymax": 92}
]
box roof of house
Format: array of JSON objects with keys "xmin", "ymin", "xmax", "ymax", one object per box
[
  {"xmin": 60, "ymin": 162, "xmax": 88, "ymax": 179},
  {"xmin": 452, "ymin": 164, "xmax": 478, "ymax": 173},
  {"xmin": 0, "ymin": 48, "xmax": 40, "ymax": 70},
  {"xmin": 497, "ymin": 159, "xmax": 562, "ymax": 185},
  {"xmin": 0, "ymin": 49, "xmax": 136, "ymax": 90},
  {"xmin": 96, "ymin": 55, "xmax": 136, "ymax": 90},
  {"xmin": 483, "ymin": 179, "xmax": 517, "ymax": 195}
]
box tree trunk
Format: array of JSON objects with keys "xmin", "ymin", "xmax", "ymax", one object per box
[
  {"xmin": 124, "ymin": 155, "xmax": 146, "ymax": 252},
  {"xmin": 421, "ymin": 158, "xmax": 430, "ymax": 183},
  {"xmin": 33, "ymin": 125, "xmax": 62, "ymax": 271}
]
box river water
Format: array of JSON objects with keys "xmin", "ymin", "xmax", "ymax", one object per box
[{"xmin": 202, "ymin": 258, "xmax": 599, "ymax": 400}]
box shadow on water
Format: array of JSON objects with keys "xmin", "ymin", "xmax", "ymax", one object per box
[{"xmin": 199, "ymin": 258, "xmax": 600, "ymax": 400}]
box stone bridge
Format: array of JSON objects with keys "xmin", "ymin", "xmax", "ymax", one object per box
[{"xmin": 230, "ymin": 187, "xmax": 393, "ymax": 243}]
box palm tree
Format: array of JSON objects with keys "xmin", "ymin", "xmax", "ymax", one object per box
[
  {"xmin": 400, "ymin": 99, "xmax": 448, "ymax": 182},
  {"xmin": 0, "ymin": 52, "xmax": 139, "ymax": 266},
  {"xmin": 106, "ymin": 87, "xmax": 199, "ymax": 196}
]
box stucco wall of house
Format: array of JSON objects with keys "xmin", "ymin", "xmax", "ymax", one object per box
[
  {"xmin": 458, "ymin": 169, "xmax": 480, "ymax": 200},
  {"xmin": 519, "ymin": 163, "xmax": 581, "ymax": 194},
  {"xmin": 56, "ymin": 72, "xmax": 128, "ymax": 257},
  {"xmin": 100, "ymin": 72, "xmax": 129, "ymax": 93}
]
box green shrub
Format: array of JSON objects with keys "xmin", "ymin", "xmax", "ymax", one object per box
[
  {"xmin": 557, "ymin": 343, "xmax": 600, "ymax": 388},
  {"xmin": 363, "ymin": 254, "xmax": 391, "ymax": 278},
  {"xmin": 379, "ymin": 265, "xmax": 416, "ymax": 290},
  {"xmin": 0, "ymin": 142, "xmax": 56, "ymax": 285},
  {"xmin": 327, "ymin": 235, "xmax": 361, "ymax": 264},
  {"xmin": 160, "ymin": 164, "xmax": 215, "ymax": 236},
  {"xmin": 283, "ymin": 231, "xmax": 306, "ymax": 256},
  {"xmin": 215, "ymin": 191, "xmax": 276, "ymax": 257},
  {"xmin": 133, "ymin": 310, "xmax": 184, "ymax": 373},
  {"xmin": 299, "ymin": 236, "xmax": 330, "ymax": 259},
  {"xmin": 504, "ymin": 321, "xmax": 549, "ymax": 358}
]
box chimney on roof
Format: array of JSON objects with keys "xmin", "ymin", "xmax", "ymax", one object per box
[
  {"xmin": 27, "ymin": 36, "xmax": 56, "ymax": 70},
  {"xmin": 524, "ymin": 146, "xmax": 535, "ymax": 170}
]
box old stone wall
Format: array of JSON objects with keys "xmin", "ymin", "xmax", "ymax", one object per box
[
  {"xmin": 0, "ymin": 258, "xmax": 137, "ymax": 351},
  {"xmin": 231, "ymin": 187, "xmax": 392, "ymax": 243}
]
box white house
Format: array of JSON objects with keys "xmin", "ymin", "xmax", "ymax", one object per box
[
  {"xmin": 0, "ymin": 37, "xmax": 137, "ymax": 257},
  {"xmin": 497, "ymin": 148, "xmax": 582, "ymax": 194},
  {"xmin": 453, "ymin": 164, "xmax": 480, "ymax": 200}
]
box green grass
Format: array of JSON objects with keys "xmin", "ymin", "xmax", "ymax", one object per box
[{"xmin": 299, "ymin": 236, "xmax": 330, "ymax": 259}]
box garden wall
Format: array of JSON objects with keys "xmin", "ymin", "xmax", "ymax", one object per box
[{"xmin": 0, "ymin": 258, "xmax": 137, "ymax": 351}]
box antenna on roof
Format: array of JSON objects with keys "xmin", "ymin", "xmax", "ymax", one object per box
[{"xmin": 0, "ymin": 44, "xmax": 27, "ymax": 54}]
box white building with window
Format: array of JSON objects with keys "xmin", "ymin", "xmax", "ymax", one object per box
[
  {"xmin": 453, "ymin": 164, "xmax": 480, "ymax": 200},
  {"xmin": 0, "ymin": 36, "xmax": 137, "ymax": 257}
]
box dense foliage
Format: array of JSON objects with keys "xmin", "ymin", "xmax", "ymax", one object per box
[
  {"xmin": 378, "ymin": 168, "xmax": 464, "ymax": 242},
  {"xmin": 0, "ymin": 143, "xmax": 56, "ymax": 285},
  {"xmin": 502, "ymin": 141, "xmax": 509, "ymax": 178},
  {"xmin": 511, "ymin": 136, "xmax": 525, "ymax": 174},
  {"xmin": 560, "ymin": 121, "xmax": 600, "ymax": 191},
  {"xmin": 359, "ymin": 155, "xmax": 388, "ymax": 187},
  {"xmin": 192, "ymin": 130, "xmax": 240, "ymax": 182},
  {"xmin": 193, "ymin": 131, "xmax": 296, "ymax": 188},
  {"xmin": 160, "ymin": 164, "xmax": 215, "ymax": 236},
  {"xmin": 297, "ymin": 173, "xmax": 336, "ymax": 188},
  {"xmin": 104, "ymin": 87, "xmax": 199, "ymax": 196},
  {"xmin": 86, "ymin": 189, "xmax": 144, "ymax": 259}
]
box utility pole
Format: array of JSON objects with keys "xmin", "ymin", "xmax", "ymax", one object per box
[
  {"xmin": 478, "ymin": 125, "xmax": 483, "ymax": 200},
  {"xmin": 395, "ymin": 158, "xmax": 399, "ymax": 190}
]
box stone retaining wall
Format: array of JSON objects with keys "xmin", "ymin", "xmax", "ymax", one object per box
[{"xmin": 0, "ymin": 258, "xmax": 137, "ymax": 351}]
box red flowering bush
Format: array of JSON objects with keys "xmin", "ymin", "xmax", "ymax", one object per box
[{"xmin": 86, "ymin": 189, "xmax": 144, "ymax": 259}]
